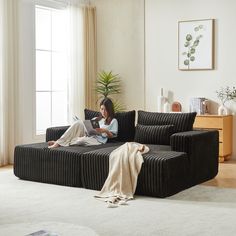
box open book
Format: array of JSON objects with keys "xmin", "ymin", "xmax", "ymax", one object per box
[
  {"xmin": 83, "ymin": 119, "xmax": 100, "ymax": 136},
  {"xmin": 73, "ymin": 116, "xmax": 100, "ymax": 136}
]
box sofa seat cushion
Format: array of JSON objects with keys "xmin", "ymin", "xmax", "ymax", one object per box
[
  {"xmin": 81, "ymin": 144, "xmax": 188, "ymax": 197},
  {"xmin": 14, "ymin": 142, "xmax": 124, "ymax": 187},
  {"xmin": 137, "ymin": 110, "xmax": 197, "ymax": 133}
]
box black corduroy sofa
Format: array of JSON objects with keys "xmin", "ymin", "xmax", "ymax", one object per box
[{"xmin": 14, "ymin": 110, "xmax": 219, "ymax": 198}]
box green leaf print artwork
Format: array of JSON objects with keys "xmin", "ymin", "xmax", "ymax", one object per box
[{"xmin": 182, "ymin": 25, "xmax": 203, "ymax": 69}]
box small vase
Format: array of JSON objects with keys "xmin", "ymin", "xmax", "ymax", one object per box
[
  {"xmin": 157, "ymin": 88, "xmax": 165, "ymax": 112},
  {"xmin": 163, "ymin": 101, "xmax": 170, "ymax": 113},
  {"xmin": 218, "ymin": 104, "xmax": 229, "ymax": 115}
]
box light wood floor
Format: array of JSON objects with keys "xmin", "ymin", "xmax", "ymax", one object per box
[
  {"xmin": 202, "ymin": 160, "xmax": 236, "ymax": 188},
  {"xmin": 1, "ymin": 162, "xmax": 236, "ymax": 188}
]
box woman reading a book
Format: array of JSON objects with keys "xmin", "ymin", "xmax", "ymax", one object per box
[{"xmin": 48, "ymin": 98, "xmax": 118, "ymax": 148}]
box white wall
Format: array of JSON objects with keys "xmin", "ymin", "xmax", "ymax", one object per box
[
  {"xmin": 145, "ymin": 0, "xmax": 236, "ymax": 159},
  {"xmin": 93, "ymin": 0, "xmax": 145, "ymax": 111}
]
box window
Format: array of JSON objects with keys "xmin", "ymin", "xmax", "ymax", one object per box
[{"xmin": 35, "ymin": 5, "xmax": 69, "ymax": 135}]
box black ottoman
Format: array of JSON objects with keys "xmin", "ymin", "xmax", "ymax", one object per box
[
  {"xmin": 14, "ymin": 143, "xmax": 88, "ymax": 187},
  {"xmin": 81, "ymin": 145, "xmax": 189, "ymax": 198},
  {"xmin": 14, "ymin": 143, "xmax": 86, "ymax": 187},
  {"xmin": 14, "ymin": 142, "xmax": 124, "ymax": 187}
]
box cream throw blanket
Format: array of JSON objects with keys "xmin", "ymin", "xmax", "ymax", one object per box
[{"xmin": 95, "ymin": 142, "xmax": 149, "ymax": 207}]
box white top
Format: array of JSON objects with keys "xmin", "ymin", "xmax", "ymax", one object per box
[{"xmin": 96, "ymin": 118, "xmax": 118, "ymax": 144}]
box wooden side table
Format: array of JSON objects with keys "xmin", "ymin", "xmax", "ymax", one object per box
[{"xmin": 193, "ymin": 115, "xmax": 233, "ymax": 162}]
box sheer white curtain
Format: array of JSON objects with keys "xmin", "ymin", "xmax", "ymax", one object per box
[
  {"xmin": 68, "ymin": 3, "xmax": 85, "ymax": 121},
  {"xmin": 0, "ymin": 0, "xmax": 19, "ymax": 166},
  {"xmin": 68, "ymin": 2, "xmax": 97, "ymax": 121}
]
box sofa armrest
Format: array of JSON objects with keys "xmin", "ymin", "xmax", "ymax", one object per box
[
  {"xmin": 46, "ymin": 126, "xmax": 70, "ymax": 142},
  {"xmin": 170, "ymin": 130, "xmax": 219, "ymax": 185}
]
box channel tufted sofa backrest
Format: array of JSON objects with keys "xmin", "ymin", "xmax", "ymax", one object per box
[{"xmin": 137, "ymin": 111, "xmax": 197, "ymax": 133}]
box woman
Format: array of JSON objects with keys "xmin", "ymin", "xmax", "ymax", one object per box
[{"xmin": 48, "ymin": 98, "xmax": 118, "ymax": 148}]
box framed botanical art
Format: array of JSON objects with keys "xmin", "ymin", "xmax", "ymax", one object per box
[{"xmin": 178, "ymin": 19, "xmax": 214, "ymax": 70}]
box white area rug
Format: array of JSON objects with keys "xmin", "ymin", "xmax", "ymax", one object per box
[
  {"xmin": 1, "ymin": 169, "xmax": 236, "ymax": 236},
  {"xmin": 0, "ymin": 222, "xmax": 98, "ymax": 236}
]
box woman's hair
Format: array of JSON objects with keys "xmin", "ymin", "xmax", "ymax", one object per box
[{"xmin": 99, "ymin": 97, "xmax": 115, "ymax": 125}]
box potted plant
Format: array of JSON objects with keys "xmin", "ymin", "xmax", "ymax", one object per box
[
  {"xmin": 216, "ymin": 86, "xmax": 236, "ymax": 115},
  {"xmin": 95, "ymin": 70, "xmax": 125, "ymax": 112}
]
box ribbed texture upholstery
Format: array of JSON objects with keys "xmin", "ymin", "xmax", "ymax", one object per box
[
  {"xmin": 134, "ymin": 124, "xmax": 174, "ymax": 145},
  {"xmin": 81, "ymin": 145, "xmax": 188, "ymax": 197},
  {"xmin": 14, "ymin": 143, "xmax": 88, "ymax": 187},
  {"xmin": 84, "ymin": 109, "xmax": 100, "ymax": 120},
  {"xmin": 137, "ymin": 111, "xmax": 197, "ymax": 133},
  {"xmin": 14, "ymin": 128, "xmax": 219, "ymax": 198},
  {"xmin": 113, "ymin": 110, "xmax": 135, "ymax": 141},
  {"xmin": 136, "ymin": 151, "xmax": 188, "ymax": 197},
  {"xmin": 46, "ymin": 126, "xmax": 69, "ymax": 142},
  {"xmin": 81, "ymin": 142, "xmax": 126, "ymax": 189},
  {"xmin": 14, "ymin": 142, "xmax": 123, "ymax": 187},
  {"xmin": 81, "ymin": 148, "xmax": 111, "ymax": 190},
  {"xmin": 84, "ymin": 109, "xmax": 136, "ymax": 142},
  {"xmin": 170, "ymin": 130, "xmax": 219, "ymax": 186}
]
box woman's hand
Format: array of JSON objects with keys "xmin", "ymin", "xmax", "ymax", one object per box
[
  {"xmin": 95, "ymin": 128, "xmax": 107, "ymax": 134},
  {"xmin": 95, "ymin": 128, "xmax": 113, "ymax": 138}
]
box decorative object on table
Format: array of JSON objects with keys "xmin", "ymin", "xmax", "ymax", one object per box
[
  {"xmin": 178, "ymin": 19, "xmax": 214, "ymax": 70},
  {"xmin": 157, "ymin": 88, "xmax": 165, "ymax": 112},
  {"xmin": 95, "ymin": 70, "xmax": 125, "ymax": 112},
  {"xmin": 218, "ymin": 104, "xmax": 229, "ymax": 115},
  {"xmin": 216, "ymin": 86, "xmax": 236, "ymax": 115},
  {"xmin": 163, "ymin": 100, "xmax": 170, "ymax": 113},
  {"xmin": 202, "ymin": 99, "xmax": 210, "ymax": 114},
  {"xmin": 171, "ymin": 102, "xmax": 182, "ymax": 112},
  {"xmin": 189, "ymin": 97, "xmax": 209, "ymax": 114}
]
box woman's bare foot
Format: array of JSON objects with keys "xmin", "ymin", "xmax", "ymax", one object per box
[
  {"xmin": 48, "ymin": 142, "xmax": 60, "ymax": 148},
  {"xmin": 48, "ymin": 140, "xmax": 55, "ymax": 146}
]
